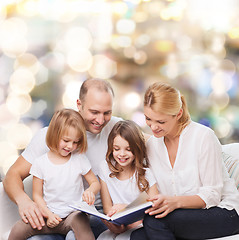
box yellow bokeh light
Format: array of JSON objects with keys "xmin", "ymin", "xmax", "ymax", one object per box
[
  {"xmin": 228, "ymin": 27, "xmax": 239, "ymax": 39},
  {"xmin": 67, "ymin": 49, "xmax": 93, "ymax": 72},
  {"xmin": 122, "ymin": 92, "xmax": 141, "ymax": 110},
  {"xmin": 116, "ymin": 19, "xmax": 136, "ymax": 35},
  {"xmin": 14, "ymin": 53, "xmax": 40, "ymax": 74},
  {"xmin": 89, "ymin": 55, "xmax": 117, "ymax": 79},
  {"xmin": 7, "ymin": 123, "xmax": 32, "ymax": 150},
  {"xmin": 6, "ymin": 93, "xmax": 32, "ymax": 115},
  {"xmin": 10, "ymin": 69, "xmax": 36, "ymax": 94},
  {"xmin": 155, "ymin": 40, "xmax": 174, "ymax": 53}
]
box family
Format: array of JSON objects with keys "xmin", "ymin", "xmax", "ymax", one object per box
[{"xmin": 3, "ymin": 78, "xmax": 239, "ymax": 240}]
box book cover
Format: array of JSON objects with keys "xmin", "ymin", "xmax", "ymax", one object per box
[{"xmin": 69, "ymin": 192, "xmax": 152, "ymax": 225}]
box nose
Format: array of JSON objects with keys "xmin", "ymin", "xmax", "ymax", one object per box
[
  {"xmin": 119, "ymin": 149, "xmax": 126, "ymax": 156},
  {"xmin": 66, "ymin": 141, "xmax": 73, "ymax": 149},
  {"xmin": 150, "ymin": 122, "xmax": 159, "ymax": 131},
  {"xmin": 96, "ymin": 114, "xmax": 104, "ymax": 125}
]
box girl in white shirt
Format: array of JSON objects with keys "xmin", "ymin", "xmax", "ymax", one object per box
[
  {"xmin": 98, "ymin": 120, "xmax": 159, "ymax": 240},
  {"xmin": 131, "ymin": 82, "xmax": 239, "ymax": 240},
  {"xmin": 9, "ymin": 109, "xmax": 100, "ymax": 240}
]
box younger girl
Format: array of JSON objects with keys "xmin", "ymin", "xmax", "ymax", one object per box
[
  {"xmin": 9, "ymin": 108, "xmax": 100, "ymax": 240},
  {"xmin": 97, "ymin": 120, "xmax": 158, "ymax": 240}
]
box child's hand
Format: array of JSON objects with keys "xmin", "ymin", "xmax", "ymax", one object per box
[
  {"xmin": 107, "ymin": 204, "xmax": 127, "ymax": 217},
  {"xmin": 82, "ymin": 190, "xmax": 95, "ymax": 205},
  {"xmin": 46, "ymin": 213, "xmax": 62, "ymax": 228}
]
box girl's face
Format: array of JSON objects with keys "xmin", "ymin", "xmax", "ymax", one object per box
[
  {"xmin": 113, "ymin": 135, "xmax": 135, "ymax": 168},
  {"xmin": 58, "ymin": 126, "xmax": 80, "ymax": 157},
  {"xmin": 144, "ymin": 106, "xmax": 180, "ymax": 138}
]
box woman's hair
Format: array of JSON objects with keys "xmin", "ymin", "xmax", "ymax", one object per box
[
  {"xmin": 46, "ymin": 108, "xmax": 87, "ymax": 153},
  {"xmin": 106, "ymin": 120, "xmax": 149, "ymax": 192},
  {"xmin": 144, "ymin": 82, "xmax": 191, "ymax": 136}
]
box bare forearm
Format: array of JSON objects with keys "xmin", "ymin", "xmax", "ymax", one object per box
[
  {"xmin": 87, "ymin": 181, "xmax": 101, "ymax": 195},
  {"xmin": 33, "ymin": 195, "xmax": 52, "ymax": 217}
]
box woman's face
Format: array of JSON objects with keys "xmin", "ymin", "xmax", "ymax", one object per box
[{"xmin": 144, "ymin": 106, "xmax": 180, "ymax": 138}]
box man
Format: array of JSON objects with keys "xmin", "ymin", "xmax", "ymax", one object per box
[{"xmin": 3, "ymin": 78, "xmax": 122, "ymax": 240}]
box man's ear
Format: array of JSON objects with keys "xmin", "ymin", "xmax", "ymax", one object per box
[
  {"xmin": 76, "ymin": 99, "xmax": 82, "ymax": 111},
  {"xmin": 176, "ymin": 108, "xmax": 183, "ymax": 120}
]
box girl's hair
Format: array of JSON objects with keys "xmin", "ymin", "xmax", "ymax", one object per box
[
  {"xmin": 144, "ymin": 82, "xmax": 191, "ymax": 136},
  {"xmin": 106, "ymin": 120, "xmax": 149, "ymax": 192},
  {"xmin": 46, "ymin": 108, "xmax": 87, "ymax": 153}
]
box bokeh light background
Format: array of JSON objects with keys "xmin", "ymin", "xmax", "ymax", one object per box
[{"xmin": 1, "ymin": 0, "xmax": 239, "ymax": 179}]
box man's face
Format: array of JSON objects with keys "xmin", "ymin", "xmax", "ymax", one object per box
[{"xmin": 77, "ymin": 88, "xmax": 113, "ymax": 134}]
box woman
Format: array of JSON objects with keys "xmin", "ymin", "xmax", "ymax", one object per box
[{"xmin": 131, "ymin": 82, "xmax": 239, "ymax": 240}]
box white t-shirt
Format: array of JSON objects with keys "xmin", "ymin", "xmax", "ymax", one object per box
[
  {"xmin": 30, "ymin": 152, "xmax": 91, "ymax": 218},
  {"xmin": 22, "ymin": 116, "xmax": 122, "ymax": 207},
  {"xmin": 99, "ymin": 161, "xmax": 156, "ymax": 205},
  {"xmin": 147, "ymin": 121, "xmax": 239, "ymax": 214}
]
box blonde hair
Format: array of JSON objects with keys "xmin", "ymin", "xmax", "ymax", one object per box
[
  {"xmin": 46, "ymin": 108, "xmax": 87, "ymax": 153},
  {"xmin": 106, "ymin": 120, "xmax": 149, "ymax": 192},
  {"xmin": 144, "ymin": 82, "xmax": 191, "ymax": 136}
]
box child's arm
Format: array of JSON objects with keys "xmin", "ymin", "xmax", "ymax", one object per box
[
  {"xmin": 99, "ymin": 177, "xmax": 113, "ymax": 214},
  {"xmin": 82, "ymin": 170, "xmax": 101, "ymax": 205},
  {"xmin": 147, "ymin": 183, "xmax": 159, "ymax": 198},
  {"xmin": 33, "ymin": 176, "xmax": 62, "ymax": 228}
]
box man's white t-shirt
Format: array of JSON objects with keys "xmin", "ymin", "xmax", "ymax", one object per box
[
  {"xmin": 99, "ymin": 161, "xmax": 156, "ymax": 205},
  {"xmin": 30, "ymin": 152, "xmax": 91, "ymax": 218}
]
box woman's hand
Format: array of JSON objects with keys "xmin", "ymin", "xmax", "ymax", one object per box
[
  {"xmin": 82, "ymin": 190, "xmax": 95, "ymax": 205},
  {"xmin": 145, "ymin": 194, "xmax": 179, "ymax": 218},
  {"xmin": 46, "ymin": 212, "xmax": 62, "ymax": 228}
]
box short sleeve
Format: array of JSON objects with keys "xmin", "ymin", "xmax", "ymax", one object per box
[
  {"xmin": 98, "ymin": 161, "xmax": 110, "ymax": 182},
  {"xmin": 29, "ymin": 155, "xmax": 45, "ymax": 179},
  {"xmin": 145, "ymin": 168, "xmax": 156, "ymax": 187},
  {"xmin": 77, "ymin": 153, "xmax": 92, "ymax": 176},
  {"xmin": 22, "ymin": 127, "xmax": 49, "ymax": 164}
]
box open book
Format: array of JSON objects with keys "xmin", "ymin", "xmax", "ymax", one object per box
[{"xmin": 69, "ymin": 192, "xmax": 152, "ymax": 226}]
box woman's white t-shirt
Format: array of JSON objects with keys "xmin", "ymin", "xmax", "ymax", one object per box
[
  {"xmin": 147, "ymin": 121, "xmax": 239, "ymax": 214},
  {"xmin": 30, "ymin": 152, "xmax": 91, "ymax": 218}
]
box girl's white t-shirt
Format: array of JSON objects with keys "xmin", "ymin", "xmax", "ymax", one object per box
[
  {"xmin": 99, "ymin": 161, "xmax": 156, "ymax": 205},
  {"xmin": 30, "ymin": 152, "xmax": 91, "ymax": 218},
  {"xmin": 147, "ymin": 121, "xmax": 239, "ymax": 214}
]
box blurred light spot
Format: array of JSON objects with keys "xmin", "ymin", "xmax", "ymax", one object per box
[
  {"xmin": 7, "ymin": 123, "xmax": 32, "ymax": 149},
  {"xmin": 176, "ymin": 35, "xmax": 192, "ymax": 51},
  {"xmin": 211, "ymin": 71, "xmax": 232, "ymax": 94},
  {"xmin": 14, "ymin": 53, "xmax": 40, "ymax": 74},
  {"xmin": 0, "ymin": 104, "xmax": 19, "ymax": 128},
  {"xmin": 28, "ymin": 100, "xmax": 47, "ymax": 119},
  {"xmin": 115, "ymin": 36, "xmax": 132, "ymax": 48},
  {"xmin": 64, "ymin": 27, "xmax": 92, "ymax": 50},
  {"xmin": 219, "ymin": 59, "xmax": 236, "ymax": 77},
  {"xmin": 0, "ymin": 88, "xmax": 4, "ymax": 102},
  {"xmin": 0, "ymin": 4, "xmax": 7, "ymax": 20},
  {"xmin": 6, "ymin": 93, "xmax": 32, "ymax": 115},
  {"xmin": 89, "ymin": 55, "xmax": 117, "ymax": 79},
  {"xmin": 132, "ymin": 112, "xmax": 147, "ymax": 128},
  {"xmin": 135, "ymin": 34, "xmax": 150, "ymax": 47},
  {"xmin": 0, "ymin": 141, "xmax": 18, "ymax": 166},
  {"xmin": 62, "ymin": 81, "xmax": 83, "ymax": 108},
  {"xmin": 214, "ymin": 117, "xmax": 232, "ymax": 139},
  {"xmin": 122, "ymin": 92, "xmax": 141, "ymax": 110},
  {"xmin": 116, "ymin": 19, "xmax": 136, "ymax": 34},
  {"xmin": 17, "ymin": 0, "xmax": 38, "ymax": 17},
  {"xmin": 112, "ymin": 1, "xmax": 128, "ymax": 15},
  {"xmin": 228, "ymin": 27, "xmax": 239, "ymax": 39},
  {"xmin": 155, "ymin": 40, "xmax": 174, "ymax": 53},
  {"xmin": 10, "ymin": 69, "xmax": 36, "ymax": 94},
  {"xmin": 40, "ymin": 52, "xmax": 65, "ymax": 72},
  {"xmin": 0, "ymin": 17, "xmax": 28, "ymax": 58},
  {"xmin": 2, "ymin": 154, "xmax": 19, "ymax": 175},
  {"xmin": 67, "ymin": 49, "xmax": 93, "ymax": 72},
  {"xmin": 123, "ymin": 46, "xmax": 136, "ymax": 58},
  {"xmin": 35, "ymin": 63, "xmax": 49, "ymax": 85},
  {"xmin": 209, "ymin": 91, "xmax": 229, "ymax": 110},
  {"xmin": 134, "ymin": 11, "xmax": 148, "ymax": 22},
  {"xmin": 134, "ymin": 51, "xmax": 147, "ymax": 65}
]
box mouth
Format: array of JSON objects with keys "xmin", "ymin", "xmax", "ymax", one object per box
[
  {"xmin": 118, "ymin": 158, "xmax": 128, "ymax": 163},
  {"xmin": 91, "ymin": 122, "xmax": 103, "ymax": 129}
]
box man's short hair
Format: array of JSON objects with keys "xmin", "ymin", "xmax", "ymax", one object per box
[{"xmin": 79, "ymin": 78, "xmax": 114, "ymax": 103}]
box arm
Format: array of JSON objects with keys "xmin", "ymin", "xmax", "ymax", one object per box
[
  {"xmin": 3, "ymin": 155, "xmax": 45, "ymax": 229},
  {"xmin": 100, "ymin": 178, "xmax": 127, "ymax": 234},
  {"xmin": 82, "ymin": 169, "xmax": 101, "ymax": 205},
  {"xmin": 33, "ymin": 176, "xmax": 61, "ymax": 228}
]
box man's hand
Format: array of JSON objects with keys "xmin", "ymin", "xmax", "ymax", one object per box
[{"xmin": 18, "ymin": 197, "xmax": 46, "ymax": 230}]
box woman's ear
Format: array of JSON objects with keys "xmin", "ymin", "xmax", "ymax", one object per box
[{"xmin": 176, "ymin": 108, "xmax": 183, "ymax": 120}]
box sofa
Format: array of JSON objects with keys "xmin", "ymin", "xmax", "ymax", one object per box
[{"xmin": 0, "ymin": 143, "xmax": 239, "ymax": 240}]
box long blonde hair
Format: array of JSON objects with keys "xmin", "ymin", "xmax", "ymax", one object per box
[{"xmin": 144, "ymin": 82, "xmax": 191, "ymax": 136}]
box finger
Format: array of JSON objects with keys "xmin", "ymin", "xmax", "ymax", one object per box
[
  {"xmin": 148, "ymin": 206, "xmax": 167, "ymax": 216},
  {"xmin": 34, "ymin": 208, "xmax": 45, "ymax": 227},
  {"xmin": 20, "ymin": 213, "xmax": 29, "ymax": 224}
]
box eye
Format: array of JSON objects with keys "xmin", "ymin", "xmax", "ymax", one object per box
[
  {"xmin": 63, "ymin": 139, "xmax": 69, "ymax": 143},
  {"xmin": 113, "ymin": 147, "xmax": 119, "ymax": 151},
  {"xmin": 145, "ymin": 116, "xmax": 151, "ymax": 121},
  {"xmin": 157, "ymin": 121, "xmax": 165, "ymax": 124}
]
